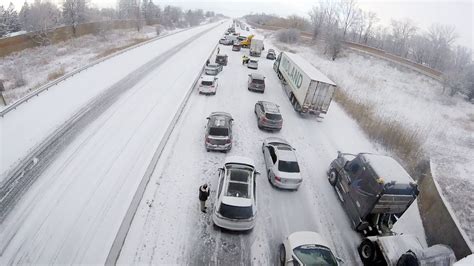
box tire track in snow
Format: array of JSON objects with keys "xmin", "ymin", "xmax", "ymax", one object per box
[{"xmin": 0, "ymin": 23, "xmax": 221, "ymax": 226}]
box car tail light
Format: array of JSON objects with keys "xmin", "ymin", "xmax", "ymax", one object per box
[
  {"xmin": 261, "ymin": 117, "xmax": 267, "ymax": 122},
  {"xmin": 206, "ymin": 137, "xmax": 211, "ymax": 143},
  {"xmin": 226, "ymin": 138, "xmax": 231, "ymax": 144},
  {"xmin": 275, "ymin": 175, "xmax": 281, "ymax": 181}
]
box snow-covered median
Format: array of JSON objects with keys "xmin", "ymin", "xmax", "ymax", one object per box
[{"xmin": 265, "ymin": 32, "xmax": 474, "ymax": 243}]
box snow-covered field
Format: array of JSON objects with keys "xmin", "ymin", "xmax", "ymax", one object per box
[
  {"xmin": 264, "ymin": 31, "xmax": 474, "ymax": 243},
  {"xmin": 0, "ymin": 25, "xmax": 177, "ymax": 104}
]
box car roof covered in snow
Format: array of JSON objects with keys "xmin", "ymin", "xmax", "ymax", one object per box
[
  {"xmin": 288, "ymin": 231, "xmax": 331, "ymax": 249},
  {"xmin": 282, "ymin": 52, "xmax": 336, "ymax": 86},
  {"xmin": 225, "ymin": 156, "xmax": 255, "ymax": 168},
  {"xmin": 250, "ymin": 73, "xmax": 264, "ymax": 80},
  {"xmin": 260, "ymin": 101, "xmax": 280, "ymax": 113},
  {"xmin": 202, "ymin": 75, "xmax": 215, "ymax": 82},
  {"xmin": 277, "ymin": 148, "xmax": 297, "ymax": 162},
  {"xmin": 361, "ymin": 153, "xmax": 414, "ymax": 184}
]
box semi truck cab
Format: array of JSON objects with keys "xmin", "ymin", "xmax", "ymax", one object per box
[{"xmin": 328, "ymin": 152, "xmax": 419, "ymax": 235}]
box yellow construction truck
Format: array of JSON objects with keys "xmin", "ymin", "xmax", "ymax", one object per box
[{"xmin": 240, "ymin": 34, "xmax": 254, "ymax": 48}]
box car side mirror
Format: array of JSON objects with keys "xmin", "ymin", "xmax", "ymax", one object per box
[
  {"xmin": 206, "ymin": 117, "xmax": 210, "ymax": 120},
  {"xmin": 255, "ymin": 171, "xmax": 261, "ymax": 175},
  {"xmin": 336, "ymin": 257, "xmax": 344, "ymax": 264}
]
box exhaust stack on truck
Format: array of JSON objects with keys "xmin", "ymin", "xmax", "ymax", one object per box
[{"xmin": 273, "ymin": 52, "xmax": 336, "ymax": 117}]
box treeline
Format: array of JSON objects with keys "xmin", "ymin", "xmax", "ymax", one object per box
[
  {"xmin": 0, "ymin": 0, "xmax": 220, "ymax": 38},
  {"xmin": 245, "ymin": 0, "xmax": 473, "ymax": 100}
]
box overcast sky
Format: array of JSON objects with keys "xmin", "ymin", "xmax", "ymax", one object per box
[{"xmin": 2, "ymin": 0, "xmax": 472, "ymax": 49}]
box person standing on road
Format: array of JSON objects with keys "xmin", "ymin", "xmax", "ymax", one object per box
[
  {"xmin": 199, "ymin": 183, "xmax": 210, "ymax": 213},
  {"xmin": 217, "ymin": 47, "xmax": 220, "ymax": 54}
]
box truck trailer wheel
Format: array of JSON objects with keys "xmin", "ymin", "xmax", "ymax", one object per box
[
  {"xmin": 358, "ymin": 239, "xmax": 377, "ymax": 264},
  {"xmin": 328, "ymin": 169, "xmax": 338, "ymax": 186}
]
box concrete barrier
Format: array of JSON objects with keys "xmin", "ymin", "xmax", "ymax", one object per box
[
  {"xmin": 0, "ymin": 19, "xmax": 160, "ymax": 57},
  {"xmin": 417, "ymin": 160, "xmax": 473, "ymax": 259}
]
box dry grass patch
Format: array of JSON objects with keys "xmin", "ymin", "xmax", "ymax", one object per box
[
  {"xmin": 47, "ymin": 67, "xmax": 66, "ymax": 81},
  {"xmin": 94, "ymin": 38, "xmax": 149, "ymax": 60},
  {"xmin": 334, "ymin": 89, "xmax": 426, "ymax": 174}
]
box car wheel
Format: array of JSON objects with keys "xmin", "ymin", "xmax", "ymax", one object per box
[
  {"xmin": 358, "ymin": 239, "xmax": 377, "ymax": 264},
  {"xmin": 279, "ymin": 244, "xmax": 286, "ymax": 266},
  {"xmin": 328, "ymin": 169, "xmax": 338, "ymax": 186}
]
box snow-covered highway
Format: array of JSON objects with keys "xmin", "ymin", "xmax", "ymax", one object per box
[
  {"xmin": 0, "ymin": 22, "xmax": 427, "ymax": 265},
  {"xmin": 117, "ymin": 32, "xmax": 426, "ymax": 264},
  {"xmin": 0, "ymin": 21, "xmax": 228, "ymax": 264}
]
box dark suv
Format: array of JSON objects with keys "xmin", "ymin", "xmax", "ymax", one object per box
[
  {"xmin": 205, "ymin": 112, "xmax": 233, "ymax": 152},
  {"xmin": 254, "ymin": 101, "xmax": 283, "ymax": 131},
  {"xmin": 215, "ymin": 54, "xmax": 228, "ymax": 66},
  {"xmin": 248, "ymin": 73, "xmax": 265, "ymax": 93}
]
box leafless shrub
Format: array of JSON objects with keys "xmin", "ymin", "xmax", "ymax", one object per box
[
  {"xmin": 155, "ymin": 25, "xmax": 164, "ymax": 36},
  {"xmin": 334, "ymin": 89, "xmax": 425, "ymax": 173},
  {"xmin": 276, "ymin": 28, "xmax": 300, "ymax": 44},
  {"xmin": 6, "ymin": 66, "xmax": 27, "ymax": 87},
  {"xmin": 47, "ymin": 66, "xmax": 65, "ymax": 81}
]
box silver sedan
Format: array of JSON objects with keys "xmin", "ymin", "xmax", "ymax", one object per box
[{"xmin": 262, "ymin": 137, "xmax": 302, "ymax": 190}]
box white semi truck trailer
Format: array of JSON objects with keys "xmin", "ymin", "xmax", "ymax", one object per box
[
  {"xmin": 273, "ymin": 52, "xmax": 336, "ymax": 116},
  {"xmin": 249, "ymin": 36, "xmax": 264, "ymax": 57}
]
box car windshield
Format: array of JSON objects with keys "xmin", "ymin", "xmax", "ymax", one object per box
[
  {"xmin": 252, "ymin": 78, "xmax": 264, "ymax": 84},
  {"xmin": 278, "ymin": 160, "xmax": 300, "ymax": 173},
  {"xmin": 265, "ymin": 113, "xmax": 282, "ymax": 120},
  {"xmin": 202, "ymin": 81, "xmax": 213, "ymax": 86},
  {"xmin": 293, "ymin": 245, "xmax": 338, "ymax": 266},
  {"xmin": 209, "ymin": 127, "xmax": 228, "ymax": 136},
  {"xmin": 218, "ymin": 203, "xmax": 253, "ymax": 219}
]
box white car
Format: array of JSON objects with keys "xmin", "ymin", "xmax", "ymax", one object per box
[
  {"xmin": 247, "ymin": 59, "xmax": 258, "ymax": 69},
  {"xmin": 212, "ymin": 156, "xmax": 258, "ymax": 231},
  {"xmin": 198, "ymin": 75, "xmax": 218, "ymax": 95},
  {"xmin": 280, "ymin": 231, "xmax": 342, "ymax": 266},
  {"xmin": 262, "ymin": 137, "xmax": 302, "ymax": 190},
  {"xmin": 205, "ymin": 64, "xmax": 223, "ymax": 75}
]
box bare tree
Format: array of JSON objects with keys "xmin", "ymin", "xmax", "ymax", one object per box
[
  {"xmin": 390, "ymin": 18, "xmax": 417, "ymax": 57},
  {"xmin": 26, "ymin": 0, "xmax": 61, "ymax": 45},
  {"xmin": 62, "ymin": 0, "xmax": 87, "ymax": 36},
  {"xmin": 309, "ymin": 6, "xmax": 324, "ymax": 40},
  {"xmin": 362, "ymin": 11, "xmax": 378, "ymax": 44},
  {"xmin": 426, "ymin": 24, "xmax": 458, "ymax": 70},
  {"xmin": 339, "ymin": 0, "xmax": 357, "ymax": 39},
  {"xmin": 276, "ymin": 28, "xmax": 300, "ymax": 43}
]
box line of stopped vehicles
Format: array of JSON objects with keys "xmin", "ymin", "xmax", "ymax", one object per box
[{"xmin": 196, "ymin": 23, "xmax": 457, "ymax": 266}]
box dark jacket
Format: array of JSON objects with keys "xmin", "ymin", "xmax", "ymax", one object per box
[{"xmin": 199, "ymin": 186, "xmax": 210, "ymax": 201}]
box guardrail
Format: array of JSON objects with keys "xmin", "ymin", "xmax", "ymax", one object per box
[
  {"xmin": 105, "ymin": 42, "xmax": 219, "ymax": 265},
  {"xmin": 0, "ymin": 27, "xmax": 192, "ymax": 117}
]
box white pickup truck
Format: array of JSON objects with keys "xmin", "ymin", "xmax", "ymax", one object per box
[{"xmin": 273, "ymin": 52, "xmax": 336, "ymax": 117}]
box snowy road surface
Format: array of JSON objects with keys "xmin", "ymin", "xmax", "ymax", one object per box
[
  {"xmin": 118, "ymin": 34, "xmax": 426, "ymax": 264},
  {"xmin": 0, "ymin": 21, "xmax": 228, "ymax": 264},
  {"xmin": 0, "ymin": 22, "xmax": 221, "ymax": 182},
  {"xmin": 0, "ymin": 23, "xmax": 426, "ymax": 265}
]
